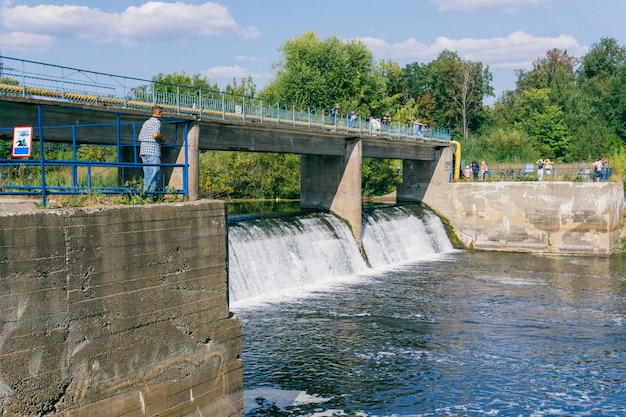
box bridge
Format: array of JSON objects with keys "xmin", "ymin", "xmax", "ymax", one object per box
[{"xmin": 0, "ymin": 56, "xmax": 458, "ymax": 244}]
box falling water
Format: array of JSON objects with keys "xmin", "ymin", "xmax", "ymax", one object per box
[{"xmin": 228, "ymin": 204, "xmax": 454, "ymax": 304}]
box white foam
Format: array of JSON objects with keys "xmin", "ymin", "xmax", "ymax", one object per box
[{"xmin": 244, "ymin": 387, "xmax": 330, "ymax": 413}]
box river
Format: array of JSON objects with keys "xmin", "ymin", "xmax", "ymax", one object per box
[{"xmin": 228, "ymin": 205, "xmax": 626, "ymax": 417}]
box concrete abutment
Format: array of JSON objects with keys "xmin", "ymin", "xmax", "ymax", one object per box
[{"xmin": 0, "ymin": 200, "xmax": 243, "ymax": 416}]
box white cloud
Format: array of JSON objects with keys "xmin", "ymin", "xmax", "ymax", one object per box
[
  {"xmin": 203, "ymin": 65, "xmax": 249, "ymax": 80},
  {"xmin": 202, "ymin": 65, "xmax": 272, "ymax": 88},
  {"xmin": 430, "ymin": 0, "xmax": 558, "ymax": 13},
  {"xmin": 359, "ymin": 31, "xmax": 588, "ymax": 72},
  {"xmin": 0, "ymin": 1, "xmax": 260, "ymax": 49},
  {"xmin": 0, "ymin": 31, "xmax": 56, "ymax": 51}
]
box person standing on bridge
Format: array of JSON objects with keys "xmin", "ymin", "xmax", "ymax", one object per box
[
  {"xmin": 348, "ymin": 110, "xmax": 357, "ymax": 128},
  {"xmin": 139, "ymin": 105, "xmax": 167, "ymax": 197},
  {"xmin": 330, "ymin": 104, "xmax": 340, "ymax": 126},
  {"xmin": 381, "ymin": 111, "xmax": 391, "ymax": 134}
]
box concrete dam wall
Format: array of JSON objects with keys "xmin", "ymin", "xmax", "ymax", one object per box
[
  {"xmin": 0, "ymin": 200, "xmax": 243, "ymax": 416},
  {"xmin": 424, "ymin": 178, "xmax": 623, "ymax": 254}
]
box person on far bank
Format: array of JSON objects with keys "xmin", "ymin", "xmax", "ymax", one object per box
[
  {"xmin": 471, "ymin": 160, "xmax": 479, "ymax": 181},
  {"xmin": 536, "ymin": 159, "xmax": 544, "ymax": 181},
  {"xmin": 543, "ymin": 158, "xmax": 553, "ymax": 179},
  {"xmin": 480, "ymin": 160, "xmax": 489, "ymax": 180},
  {"xmin": 592, "ymin": 157, "xmax": 604, "ymax": 182},
  {"xmin": 139, "ymin": 105, "xmax": 167, "ymax": 197}
]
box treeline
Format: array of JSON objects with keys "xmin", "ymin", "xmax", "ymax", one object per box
[{"xmin": 184, "ymin": 33, "xmax": 625, "ymax": 198}]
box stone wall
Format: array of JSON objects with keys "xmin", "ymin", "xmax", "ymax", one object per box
[
  {"xmin": 0, "ymin": 200, "xmax": 243, "ymax": 416},
  {"xmin": 424, "ymin": 179, "xmax": 624, "ymax": 255}
]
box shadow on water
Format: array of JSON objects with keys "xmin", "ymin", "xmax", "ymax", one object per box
[
  {"xmin": 226, "ymin": 199, "xmax": 392, "ymax": 219},
  {"xmin": 227, "ymin": 200, "xmax": 303, "ymax": 217}
]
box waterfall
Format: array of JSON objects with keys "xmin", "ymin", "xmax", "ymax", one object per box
[
  {"xmin": 228, "ymin": 213, "xmax": 369, "ymax": 304},
  {"xmin": 362, "ymin": 205, "xmax": 454, "ymax": 268},
  {"xmin": 228, "ymin": 205, "xmax": 454, "ymax": 304}
]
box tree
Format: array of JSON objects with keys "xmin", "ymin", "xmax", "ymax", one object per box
[
  {"xmin": 516, "ymin": 88, "xmax": 569, "ymax": 159},
  {"xmin": 370, "ymin": 60, "xmax": 407, "ymax": 120},
  {"xmin": 362, "ymin": 158, "xmax": 397, "ymax": 197},
  {"xmin": 261, "ymin": 31, "xmax": 381, "ymax": 113},
  {"xmin": 577, "ymin": 37, "xmax": 626, "ymax": 143},
  {"xmin": 577, "ymin": 37, "xmax": 626, "ymax": 83},
  {"xmin": 225, "ymin": 75, "xmax": 257, "ymax": 97},
  {"xmin": 516, "ymin": 48, "xmax": 579, "ymax": 91},
  {"xmin": 416, "ymin": 50, "xmax": 493, "ymax": 137},
  {"xmin": 451, "ymin": 60, "xmax": 492, "ymax": 140},
  {"xmin": 130, "ymin": 71, "xmax": 220, "ymax": 100}
]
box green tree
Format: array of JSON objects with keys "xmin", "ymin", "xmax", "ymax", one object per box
[
  {"xmin": 198, "ymin": 151, "xmax": 300, "ymax": 199},
  {"xmin": 607, "ymin": 64, "xmax": 626, "ymax": 142},
  {"xmin": 516, "ymin": 48, "xmax": 579, "ymax": 92},
  {"xmin": 131, "ymin": 71, "xmax": 220, "ymax": 100},
  {"xmin": 261, "ymin": 31, "xmax": 381, "ymax": 114},
  {"xmin": 578, "ymin": 37, "xmax": 626, "ymax": 143},
  {"xmin": 415, "ymin": 50, "xmax": 493, "ymax": 137},
  {"xmin": 225, "ymin": 75, "xmax": 257, "ymax": 97},
  {"xmin": 362, "ymin": 158, "xmax": 397, "ymax": 197},
  {"xmin": 578, "ymin": 37, "xmax": 626, "ymax": 83},
  {"xmin": 516, "ymin": 88, "xmax": 569, "ymax": 159}
]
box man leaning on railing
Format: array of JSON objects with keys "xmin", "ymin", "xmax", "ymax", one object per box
[{"xmin": 139, "ymin": 105, "xmax": 167, "ymax": 198}]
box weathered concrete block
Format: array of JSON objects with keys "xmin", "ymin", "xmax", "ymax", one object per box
[
  {"xmin": 424, "ymin": 178, "xmax": 624, "ymax": 255},
  {"xmin": 0, "ymin": 200, "xmax": 242, "ymax": 417}
]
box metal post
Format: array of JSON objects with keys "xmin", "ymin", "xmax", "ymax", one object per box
[
  {"xmin": 37, "ymin": 105, "xmax": 47, "ymax": 206},
  {"xmin": 183, "ymin": 122, "xmax": 189, "ymax": 197},
  {"xmin": 260, "ymin": 99, "xmax": 264, "ymax": 123},
  {"xmin": 72, "ymin": 125, "xmax": 78, "ymax": 191}
]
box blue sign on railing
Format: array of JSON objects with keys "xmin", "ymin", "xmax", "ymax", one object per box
[{"xmin": 12, "ymin": 126, "xmax": 32, "ymax": 157}]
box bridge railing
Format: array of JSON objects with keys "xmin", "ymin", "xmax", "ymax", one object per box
[{"xmin": 0, "ymin": 55, "xmax": 451, "ymax": 143}]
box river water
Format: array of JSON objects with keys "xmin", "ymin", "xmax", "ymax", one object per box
[{"xmin": 228, "ymin": 206, "xmax": 626, "ymax": 417}]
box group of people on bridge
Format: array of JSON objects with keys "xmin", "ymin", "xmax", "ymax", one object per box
[{"xmin": 330, "ymin": 104, "xmax": 429, "ymax": 138}]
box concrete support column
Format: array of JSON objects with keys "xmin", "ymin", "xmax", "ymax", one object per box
[
  {"xmin": 165, "ymin": 122, "xmax": 200, "ymax": 200},
  {"xmin": 301, "ymin": 138, "xmax": 363, "ymax": 245},
  {"xmin": 397, "ymin": 147, "xmax": 451, "ymax": 203}
]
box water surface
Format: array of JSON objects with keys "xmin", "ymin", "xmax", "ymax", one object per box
[{"xmin": 233, "ymin": 251, "xmax": 626, "ymax": 416}]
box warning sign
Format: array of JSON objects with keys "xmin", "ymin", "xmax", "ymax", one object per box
[{"xmin": 12, "ymin": 126, "xmax": 32, "ymax": 158}]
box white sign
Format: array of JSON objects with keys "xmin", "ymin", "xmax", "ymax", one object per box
[{"xmin": 12, "ymin": 126, "xmax": 32, "ymax": 158}]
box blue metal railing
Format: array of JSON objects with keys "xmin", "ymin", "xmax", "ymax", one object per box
[
  {"xmin": 0, "ymin": 55, "xmax": 451, "ymax": 143},
  {"xmin": 0, "ymin": 105, "xmax": 188, "ymax": 206}
]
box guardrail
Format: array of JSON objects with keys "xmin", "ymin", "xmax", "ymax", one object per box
[
  {"xmin": 0, "ymin": 109, "xmax": 189, "ymax": 206},
  {"xmin": 0, "ymin": 55, "xmax": 451, "ymax": 142},
  {"xmin": 458, "ymin": 162, "xmax": 613, "ymax": 182}
]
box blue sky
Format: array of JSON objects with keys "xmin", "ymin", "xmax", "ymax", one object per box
[{"xmin": 1, "ymin": 0, "xmax": 625, "ymax": 104}]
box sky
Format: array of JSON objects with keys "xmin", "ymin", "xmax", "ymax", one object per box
[{"xmin": 1, "ymin": 0, "xmax": 625, "ymax": 105}]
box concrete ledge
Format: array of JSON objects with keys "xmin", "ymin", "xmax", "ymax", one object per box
[{"xmin": 0, "ymin": 200, "xmax": 243, "ymax": 416}]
